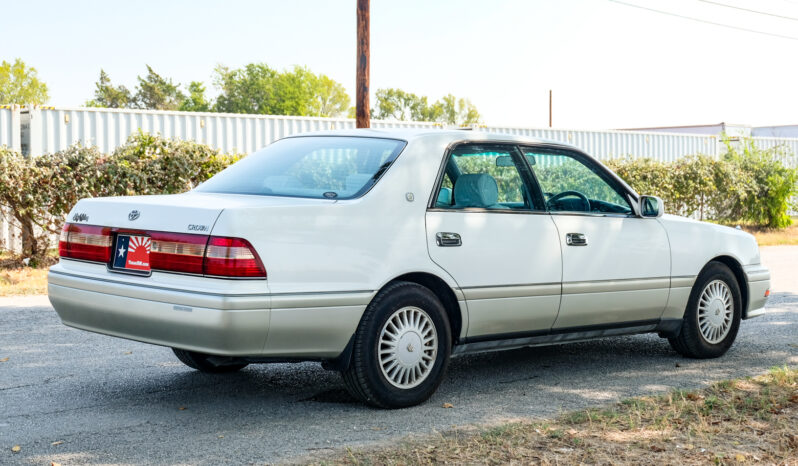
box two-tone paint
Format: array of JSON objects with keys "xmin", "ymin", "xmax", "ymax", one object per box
[{"xmin": 48, "ymin": 129, "xmax": 770, "ymax": 363}]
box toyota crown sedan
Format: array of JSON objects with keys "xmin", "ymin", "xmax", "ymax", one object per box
[{"xmin": 48, "ymin": 129, "xmax": 771, "ymax": 408}]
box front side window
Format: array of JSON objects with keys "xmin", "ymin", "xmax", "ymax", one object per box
[
  {"xmin": 433, "ymin": 144, "xmax": 537, "ymax": 211},
  {"xmin": 522, "ymin": 148, "xmax": 632, "ymax": 214},
  {"xmin": 196, "ymin": 136, "xmax": 406, "ymax": 199}
]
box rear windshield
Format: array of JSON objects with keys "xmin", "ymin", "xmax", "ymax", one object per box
[{"xmin": 195, "ymin": 136, "xmax": 407, "ymax": 199}]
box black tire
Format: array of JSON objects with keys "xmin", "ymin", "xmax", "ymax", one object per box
[
  {"xmin": 669, "ymin": 262, "xmax": 742, "ymax": 358},
  {"xmin": 342, "ymin": 281, "xmax": 452, "ymax": 409},
  {"xmin": 172, "ymin": 348, "xmax": 248, "ymax": 373}
]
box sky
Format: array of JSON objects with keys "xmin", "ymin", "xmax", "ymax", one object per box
[{"xmin": 2, "ymin": 0, "xmax": 798, "ymax": 129}]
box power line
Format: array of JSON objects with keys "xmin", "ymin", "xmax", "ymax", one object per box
[
  {"xmin": 697, "ymin": 0, "xmax": 798, "ymax": 22},
  {"xmin": 608, "ymin": 0, "xmax": 798, "ymax": 41}
]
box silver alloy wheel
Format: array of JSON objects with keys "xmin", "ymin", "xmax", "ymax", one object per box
[
  {"xmin": 697, "ymin": 279, "xmax": 734, "ymax": 344},
  {"xmin": 378, "ymin": 306, "xmax": 438, "ymax": 389}
]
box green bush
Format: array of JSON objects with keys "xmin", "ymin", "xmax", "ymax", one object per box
[
  {"xmin": 0, "ymin": 133, "xmax": 239, "ymax": 261},
  {"xmin": 605, "ymin": 140, "xmax": 797, "ymax": 228}
]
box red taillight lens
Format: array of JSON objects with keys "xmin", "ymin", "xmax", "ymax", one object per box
[
  {"xmin": 150, "ymin": 232, "xmax": 207, "ymax": 275},
  {"xmin": 204, "ymin": 237, "xmax": 266, "ymax": 278},
  {"xmin": 58, "ymin": 224, "xmax": 112, "ymax": 263},
  {"xmin": 59, "ymin": 224, "xmax": 265, "ymax": 279}
]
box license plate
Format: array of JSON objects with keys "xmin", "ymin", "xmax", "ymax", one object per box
[{"xmin": 112, "ymin": 234, "xmax": 152, "ymax": 274}]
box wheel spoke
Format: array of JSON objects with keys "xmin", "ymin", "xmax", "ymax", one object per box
[
  {"xmin": 377, "ymin": 306, "xmax": 439, "ymax": 390},
  {"xmin": 697, "ymin": 279, "xmax": 735, "ymax": 344}
]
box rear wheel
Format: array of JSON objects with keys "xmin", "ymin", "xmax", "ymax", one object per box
[
  {"xmin": 172, "ymin": 348, "xmax": 248, "ymax": 373},
  {"xmin": 342, "ymin": 281, "xmax": 451, "ymax": 408},
  {"xmin": 669, "ymin": 262, "xmax": 742, "ymax": 358}
]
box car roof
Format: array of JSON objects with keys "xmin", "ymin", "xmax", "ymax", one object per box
[{"xmin": 283, "ymin": 128, "xmax": 575, "ymax": 148}]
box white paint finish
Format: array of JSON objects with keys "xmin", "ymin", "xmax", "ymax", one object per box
[
  {"xmin": 659, "ymin": 214, "xmax": 762, "ymax": 276},
  {"xmin": 206, "ymin": 133, "xmax": 462, "ymax": 295},
  {"xmin": 551, "ymin": 215, "xmax": 671, "ymax": 327},
  {"xmin": 552, "ymin": 215, "xmax": 671, "ymax": 282},
  {"xmin": 426, "ymin": 211, "xmax": 562, "ymax": 336},
  {"xmin": 45, "ymin": 130, "xmax": 772, "ymax": 359}
]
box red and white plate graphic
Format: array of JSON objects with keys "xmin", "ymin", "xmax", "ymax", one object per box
[{"xmin": 125, "ymin": 236, "xmax": 151, "ymax": 271}]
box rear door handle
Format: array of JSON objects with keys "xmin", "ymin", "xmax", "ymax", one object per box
[
  {"xmin": 436, "ymin": 232, "xmax": 462, "ymax": 247},
  {"xmin": 565, "ymin": 233, "xmax": 588, "ymax": 246}
]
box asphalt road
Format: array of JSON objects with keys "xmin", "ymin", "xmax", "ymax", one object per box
[{"xmin": 1, "ymin": 247, "xmax": 796, "ymax": 465}]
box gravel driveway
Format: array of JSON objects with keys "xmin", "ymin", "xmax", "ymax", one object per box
[{"xmin": 1, "ymin": 247, "xmax": 796, "ymax": 465}]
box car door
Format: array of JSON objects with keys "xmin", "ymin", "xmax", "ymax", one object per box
[
  {"xmin": 521, "ymin": 145, "xmax": 671, "ymax": 328},
  {"xmin": 425, "ymin": 143, "xmax": 562, "ymax": 339}
]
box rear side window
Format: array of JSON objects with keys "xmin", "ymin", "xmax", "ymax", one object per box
[
  {"xmin": 196, "ymin": 136, "xmax": 406, "ymax": 199},
  {"xmin": 433, "ymin": 144, "xmax": 539, "ymax": 211}
]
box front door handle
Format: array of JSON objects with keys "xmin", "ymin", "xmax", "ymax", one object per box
[
  {"xmin": 436, "ymin": 232, "xmax": 462, "ymax": 247},
  {"xmin": 565, "ymin": 232, "xmax": 588, "ymax": 246}
]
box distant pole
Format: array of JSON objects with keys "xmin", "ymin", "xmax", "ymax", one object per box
[
  {"xmin": 548, "ymin": 89, "xmax": 552, "ymax": 128},
  {"xmin": 356, "ymin": 0, "xmax": 370, "ymax": 128}
]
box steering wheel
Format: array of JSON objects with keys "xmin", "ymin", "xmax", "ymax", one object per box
[{"xmin": 547, "ymin": 190, "xmax": 590, "ymax": 212}]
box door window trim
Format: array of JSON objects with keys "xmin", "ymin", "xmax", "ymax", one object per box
[
  {"xmin": 515, "ymin": 143, "xmax": 639, "ymax": 218},
  {"xmin": 426, "ymin": 141, "xmax": 547, "ymax": 213}
]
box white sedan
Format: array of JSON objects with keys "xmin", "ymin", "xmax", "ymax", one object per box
[{"xmin": 48, "ymin": 130, "xmax": 771, "ymax": 408}]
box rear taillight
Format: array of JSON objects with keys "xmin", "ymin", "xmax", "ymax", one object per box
[
  {"xmin": 150, "ymin": 232, "xmax": 207, "ymax": 275},
  {"xmin": 58, "ymin": 223, "xmax": 266, "ymax": 279},
  {"xmin": 204, "ymin": 237, "xmax": 267, "ymax": 278},
  {"xmin": 59, "ymin": 224, "xmax": 112, "ymax": 262}
]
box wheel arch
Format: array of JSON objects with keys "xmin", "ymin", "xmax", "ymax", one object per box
[
  {"xmin": 384, "ymin": 272, "xmax": 464, "ymax": 346},
  {"xmin": 705, "ymin": 255, "xmax": 749, "ymax": 318},
  {"xmin": 322, "ymin": 271, "xmax": 464, "ymax": 373}
]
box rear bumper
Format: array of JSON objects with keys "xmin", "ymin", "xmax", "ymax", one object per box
[
  {"xmin": 743, "ymin": 264, "xmax": 770, "ymax": 320},
  {"xmin": 48, "ymin": 268, "xmax": 369, "ymax": 358}
]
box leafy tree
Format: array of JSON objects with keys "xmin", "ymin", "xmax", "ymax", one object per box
[
  {"xmin": 373, "ymin": 88, "xmax": 481, "ymax": 125},
  {"xmin": 438, "ymin": 94, "xmax": 481, "ymax": 126},
  {"xmin": 133, "ymin": 65, "xmax": 185, "ymax": 110},
  {"xmin": 85, "ymin": 69, "xmax": 133, "ymax": 108},
  {"xmin": 372, "ymin": 88, "xmax": 430, "ymax": 121},
  {"xmin": 213, "ymin": 63, "xmax": 278, "ymax": 114},
  {"xmin": 313, "ymin": 75, "xmax": 350, "ymax": 117},
  {"xmin": 0, "ymin": 58, "xmax": 49, "ymax": 105},
  {"xmin": 213, "ymin": 63, "xmax": 350, "ymax": 117},
  {"xmin": 179, "ymin": 81, "xmax": 211, "ymax": 112}
]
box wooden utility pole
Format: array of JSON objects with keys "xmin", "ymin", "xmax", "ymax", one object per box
[
  {"xmin": 548, "ymin": 89, "xmax": 552, "ymax": 128},
  {"xmin": 356, "ymin": 0, "xmax": 370, "ymax": 128}
]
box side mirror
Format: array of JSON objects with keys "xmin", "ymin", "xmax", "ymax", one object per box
[{"xmin": 639, "ymin": 195, "xmax": 664, "ymax": 218}]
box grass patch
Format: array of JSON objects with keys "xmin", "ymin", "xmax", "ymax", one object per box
[
  {"xmin": 323, "ymin": 366, "xmax": 798, "ymax": 465},
  {"xmin": 0, "ymin": 267, "xmax": 49, "ymax": 297},
  {"xmin": 734, "ymin": 217, "xmax": 798, "ymax": 246},
  {"xmin": 0, "ymin": 250, "xmax": 57, "ymax": 297}
]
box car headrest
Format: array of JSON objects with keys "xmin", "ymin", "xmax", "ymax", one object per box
[
  {"xmin": 454, "ymin": 174, "xmax": 499, "ymax": 208},
  {"xmin": 437, "ymin": 187, "xmax": 452, "ymax": 206}
]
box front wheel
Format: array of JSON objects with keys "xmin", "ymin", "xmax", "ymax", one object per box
[
  {"xmin": 669, "ymin": 262, "xmax": 742, "ymax": 358},
  {"xmin": 342, "ymin": 281, "xmax": 451, "ymax": 408}
]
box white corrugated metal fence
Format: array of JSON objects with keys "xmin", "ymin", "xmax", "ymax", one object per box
[{"xmin": 2, "ymin": 106, "xmax": 798, "ymax": 254}]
